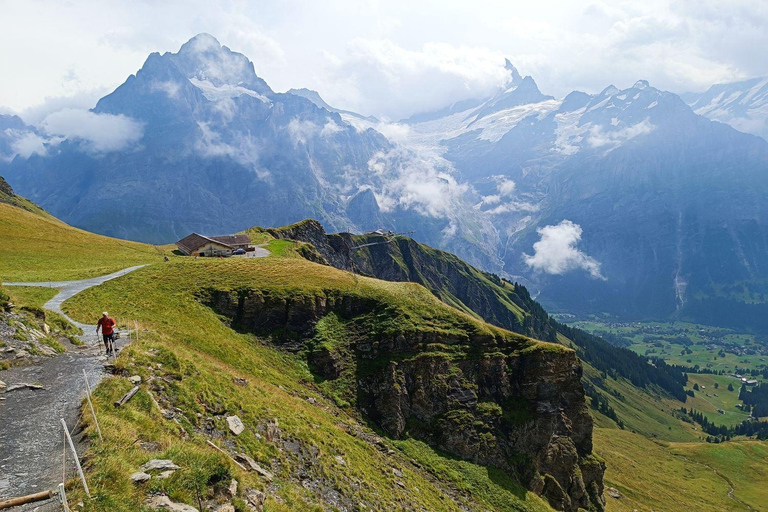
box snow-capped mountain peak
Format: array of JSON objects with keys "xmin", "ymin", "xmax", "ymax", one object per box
[
  {"xmin": 685, "ymin": 76, "xmax": 768, "ymax": 140},
  {"xmin": 167, "ymin": 33, "xmax": 273, "ymax": 97}
]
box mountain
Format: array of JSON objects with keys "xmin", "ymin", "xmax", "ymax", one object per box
[
  {"xmin": 685, "ymin": 76, "xmax": 768, "ymax": 140},
  {"xmin": 5, "ymin": 36, "xmax": 768, "ymax": 329},
  {"xmin": 287, "ymin": 87, "xmax": 379, "ymax": 122},
  {"xmin": 392, "ymin": 73, "xmax": 768, "ymax": 328},
  {"xmin": 0, "ymin": 34, "xmax": 498, "ymax": 270}
]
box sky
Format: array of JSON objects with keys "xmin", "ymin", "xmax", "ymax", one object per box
[{"xmin": 1, "ymin": 0, "xmax": 767, "ymax": 121}]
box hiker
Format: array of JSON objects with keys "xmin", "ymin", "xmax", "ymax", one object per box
[{"xmin": 96, "ymin": 311, "xmax": 116, "ymax": 355}]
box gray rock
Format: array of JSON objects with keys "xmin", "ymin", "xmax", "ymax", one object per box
[
  {"xmin": 226, "ymin": 415, "xmax": 245, "ymax": 436},
  {"xmin": 0, "ymin": 380, "xmax": 6, "ymax": 390},
  {"xmin": 245, "ymin": 489, "xmax": 266, "ymax": 512},
  {"xmin": 606, "ymin": 487, "xmax": 622, "ymax": 499},
  {"xmin": 157, "ymin": 470, "xmax": 175, "ymax": 480},
  {"xmin": 129, "ymin": 375, "xmax": 142, "ymax": 384},
  {"xmin": 141, "ymin": 459, "xmax": 180, "ymax": 472},
  {"xmin": 214, "ymin": 505, "xmax": 235, "ymax": 512},
  {"xmin": 146, "ymin": 495, "xmax": 199, "ymax": 512},
  {"xmin": 228, "ymin": 479, "xmax": 238, "ymax": 496},
  {"xmin": 130, "ymin": 472, "xmax": 151, "ymax": 483},
  {"xmin": 234, "ymin": 454, "xmax": 273, "ymax": 481}
]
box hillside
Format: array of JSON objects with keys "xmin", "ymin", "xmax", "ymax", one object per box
[
  {"xmin": 0, "ymin": 176, "xmax": 167, "ymax": 281},
  {"xmin": 61, "ymin": 257, "xmax": 603, "ymax": 512},
  {"xmin": 3, "ymin": 196, "xmax": 768, "ymax": 511},
  {"xmin": 264, "ymin": 220, "xmax": 688, "ymax": 403}
]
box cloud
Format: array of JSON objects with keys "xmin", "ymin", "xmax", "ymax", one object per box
[
  {"xmin": 365, "ymin": 148, "xmax": 470, "ymax": 218},
  {"xmin": 320, "ymin": 120, "xmax": 343, "ymax": 137},
  {"xmin": 523, "ymin": 220, "xmax": 605, "ymax": 279},
  {"xmin": 323, "ymin": 39, "xmax": 510, "ymax": 120},
  {"xmin": 195, "ymin": 122, "xmax": 269, "ymax": 179},
  {"xmin": 588, "ymin": 118, "xmax": 655, "ymax": 149},
  {"xmin": 18, "ymin": 89, "xmax": 109, "ymax": 125},
  {"xmin": 287, "ymin": 119, "xmax": 320, "ymax": 146},
  {"xmin": 40, "ymin": 108, "xmax": 144, "ymax": 153},
  {"xmin": 9, "ymin": 132, "xmax": 48, "ymax": 159},
  {"xmin": 494, "ymin": 176, "xmax": 516, "ymax": 196}
]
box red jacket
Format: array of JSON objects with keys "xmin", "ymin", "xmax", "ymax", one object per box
[{"xmin": 97, "ymin": 316, "xmax": 115, "ymax": 335}]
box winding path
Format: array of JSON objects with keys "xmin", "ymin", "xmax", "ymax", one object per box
[{"xmin": 0, "ymin": 265, "xmax": 145, "ymax": 502}]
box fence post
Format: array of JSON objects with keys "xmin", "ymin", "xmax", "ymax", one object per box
[
  {"xmin": 60, "ymin": 419, "xmax": 90, "ymax": 498},
  {"xmin": 82, "ymin": 370, "xmax": 103, "ymax": 442},
  {"xmin": 57, "ymin": 483, "xmax": 69, "ymax": 510}
]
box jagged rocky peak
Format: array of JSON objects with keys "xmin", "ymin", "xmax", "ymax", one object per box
[
  {"xmin": 287, "ymin": 87, "xmax": 334, "ymax": 110},
  {"xmin": 633, "ymin": 79, "xmax": 650, "ymax": 90},
  {"xmin": 166, "ymin": 33, "xmax": 273, "ymax": 96},
  {"xmin": 504, "ymin": 58, "xmax": 523, "ymax": 86}
]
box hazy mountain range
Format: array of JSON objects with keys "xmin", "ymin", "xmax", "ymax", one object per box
[{"xmin": 3, "ymin": 34, "xmax": 768, "ymax": 328}]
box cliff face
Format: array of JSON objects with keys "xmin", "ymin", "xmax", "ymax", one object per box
[
  {"xmin": 267, "ymin": 220, "xmax": 557, "ymax": 341},
  {"xmin": 200, "ymin": 286, "xmax": 605, "ymax": 512}
]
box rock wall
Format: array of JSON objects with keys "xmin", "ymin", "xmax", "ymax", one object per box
[{"xmin": 201, "ymin": 287, "xmax": 605, "ymax": 512}]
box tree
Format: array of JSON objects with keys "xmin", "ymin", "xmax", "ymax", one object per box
[
  {"xmin": 728, "ymin": 382, "xmax": 734, "ymax": 392},
  {"xmin": 693, "ymin": 383, "xmax": 700, "ymax": 391},
  {"xmin": 714, "ymin": 382, "xmax": 719, "ymax": 389}
]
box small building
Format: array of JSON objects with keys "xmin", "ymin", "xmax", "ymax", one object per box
[
  {"xmin": 745, "ymin": 379, "xmax": 759, "ymax": 386},
  {"xmin": 176, "ymin": 233, "xmax": 251, "ymax": 257}
]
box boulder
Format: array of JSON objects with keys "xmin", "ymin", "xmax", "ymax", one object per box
[
  {"xmin": 245, "ymin": 489, "xmax": 266, "ymax": 512},
  {"xmin": 226, "ymin": 415, "xmax": 245, "ymax": 436},
  {"xmin": 146, "ymin": 495, "xmax": 199, "ymax": 512},
  {"xmin": 130, "ymin": 472, "xmax": 151, "ymax": 483},
  {"xmin": 129, "ymin": 375, "xmax": 142, "ymax": 384},
  {"xmin": 228, "ymin": 479, "xmax": 238, "ymax": 497},
  {"xmin": 141, "ymin": 459, "xmax": 180, "ymax": 472},
  {"xmin": 606, "ymin": 487, "xmax": 622, "ymax": 499}
]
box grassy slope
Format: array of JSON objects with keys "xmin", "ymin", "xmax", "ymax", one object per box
[
  {"xmin": 0, "ymin": 201, "xmax": 167, "ymax": 281},
  {"xmin": 596, "ymin": 428, "xmax": 768, "ymax": 512},
  {"xmin": 62, "ymin": 257, "xmax": 555, "ymax": 512}
]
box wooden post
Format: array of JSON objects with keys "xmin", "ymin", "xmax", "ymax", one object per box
[
  {"xmin": 114, "ymin": 385, "xmax": 140, "ymax": 407},
  {"xmin": 0, "ymin": 490, "xmax": 53, "ymax": 509},
  {"xmin": 60, "ymin": 418, "xmax": 90, "ymax": 497},
  {"xmin": 82, "ymin": 369, "xmax": 103, "ymax": 442}
]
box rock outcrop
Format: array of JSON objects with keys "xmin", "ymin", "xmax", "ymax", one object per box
[{"xmin": 201, "ymin": 287, "xmax": 605, "ymax": 512}]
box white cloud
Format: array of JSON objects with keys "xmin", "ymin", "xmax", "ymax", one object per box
[
  {"xmin": 523, "ymin": 220, "xmax": 605, "ymax": 279},
  {"xmin": 494, "ymin": 176, "xmax": 516, "ymax": 196},
  {"xmin": 323, "ymin": 39, "xmax": 510, "ymax": 120},
  {"xmin": 365, "ymin": 148, "xmax": 470, "ymax": 219},
  {"xmin": 588, "ymin": 118, "xmax": 655, "ymax": 148},
  {"xmin": 9, "ymin": 132, "xmax": 48, "ymax": 159},
  {"xmin": 320, "ymin": 120, "xmax": 343, "ymax": 137},
  {"xmin": 287, "ymin": 118, "xmax": 320, "ymax": 146},
  {"xmin": 150, "ymin": 80, "xmax": 181, "ymax": 99},
  {"xmin": 39, "ymin": 108, "xmax": 144, "ymax": 153},
  {"xmin": 195, "ymin": 122, "xmax": 269, "ymax": 179}
]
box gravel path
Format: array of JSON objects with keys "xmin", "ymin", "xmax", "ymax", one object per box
[{"xmin": 0, "ymin": 266, "xmax": 145, "ymax": 502}]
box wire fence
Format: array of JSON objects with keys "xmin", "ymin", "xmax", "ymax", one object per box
[{"xmin": 2, "ymin": 322, "xmax": 141, "ymax": 511}]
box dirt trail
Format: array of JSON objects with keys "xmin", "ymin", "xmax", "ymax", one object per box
[{"xmin": 0, "ymin": 266, "xmax": 145, "ymax": 502}]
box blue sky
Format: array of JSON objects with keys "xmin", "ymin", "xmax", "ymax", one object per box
[{"xmin": 1, "ymin": 0, "xmax": 767, "ymax": 120}]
